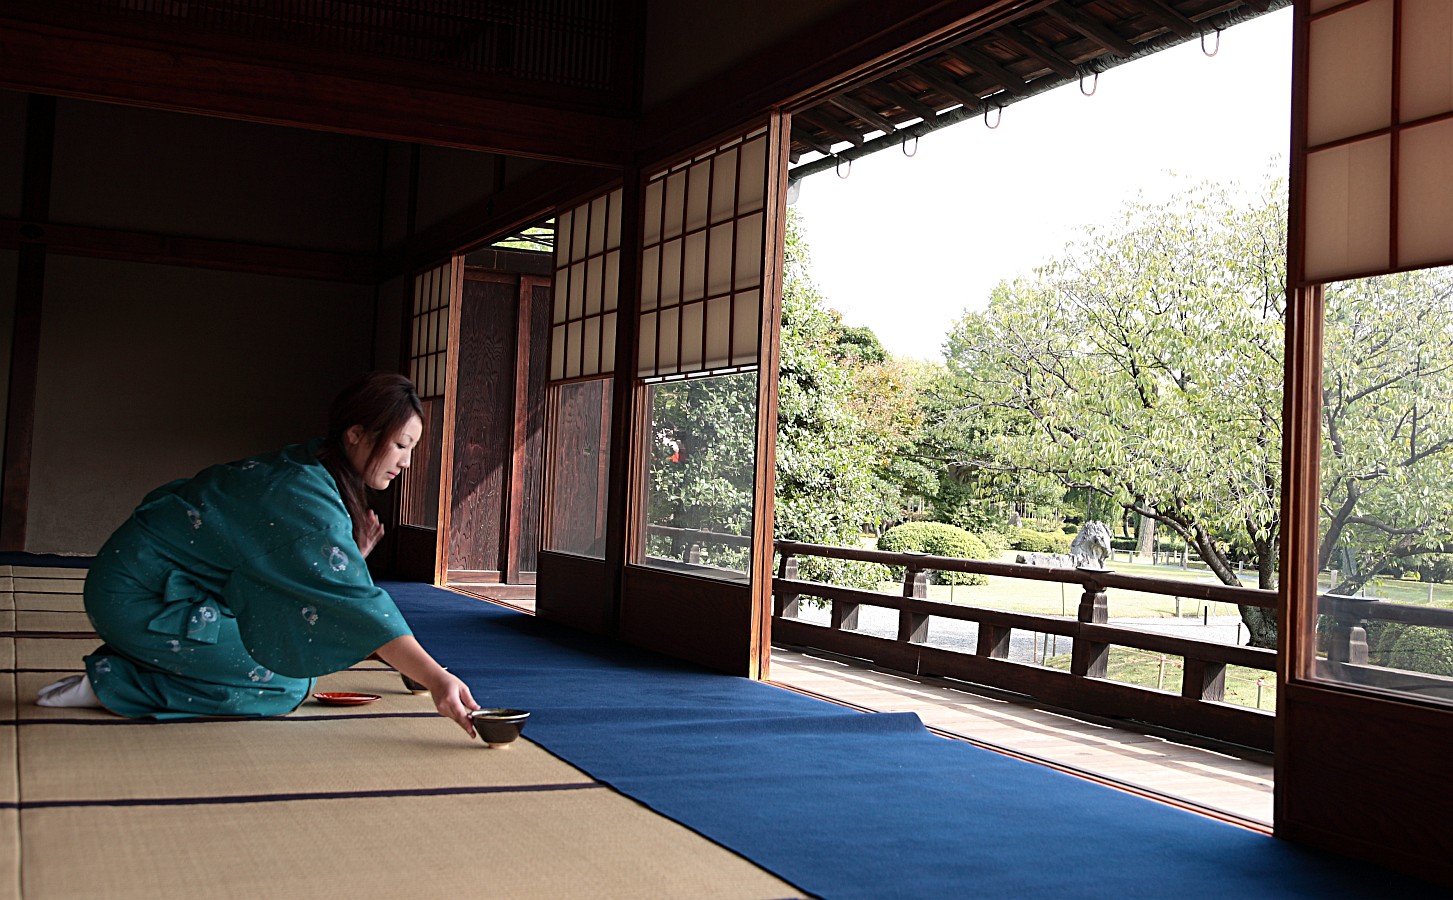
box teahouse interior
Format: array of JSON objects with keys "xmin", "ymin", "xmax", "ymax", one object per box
[{"xmin": 5, "ymin": 0, "xmax": 1453, "ymax": 893}]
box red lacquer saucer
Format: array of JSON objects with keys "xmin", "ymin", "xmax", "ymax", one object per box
[{"xmin": 312, "ymin": 692, "xmax": 382, "ymax": 706}]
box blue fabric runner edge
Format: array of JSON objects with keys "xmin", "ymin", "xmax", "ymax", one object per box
[{"xmin": 386, "ymin": 581, "xmax": 1441, "ymax": 900}]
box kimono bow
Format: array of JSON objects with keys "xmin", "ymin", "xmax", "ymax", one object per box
[{"xmin": 145, "ymin": 570, "xmax": 226, "ymax": 644}]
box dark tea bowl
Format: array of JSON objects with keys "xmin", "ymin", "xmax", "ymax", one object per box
[
  {"xmin": 401, "ymin": 666, "xmax": 446, "ymax": 694},
  {"xmin": 470, "ymin": 708, "xmax": 530, "ymax": 748}
]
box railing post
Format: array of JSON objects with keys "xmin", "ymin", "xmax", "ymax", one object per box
[
  {"xmin": 775, "ymin": 554, "xmax": 800, "ymax": 618},
  {"xmin": 831, "ymin": 597, "xmax": 860, "ymax": 631},
  {"xmin": 898, "ymin": 564, "xmax": 930, "ymax": 643},
  {"xmin": 1182, "ymin": 657, "xmax": 1227, "ymax": 702},
  {"xmin": 977, "ymin": 624, "xmax": 1012, "ymax": 659},
  {"xmin": 686, "ymin": 543, "xmax": 702, "ymax": 564},
  {"xmin": 1070, "ymin": 575, "xmax": 1109, "ymax": 678},
  {"xmin": 1327, "ymin": 621, "xmax": 1369, "ymax": 665}
]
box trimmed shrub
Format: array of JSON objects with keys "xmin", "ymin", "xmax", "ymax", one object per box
[
  {"xmin": 974, "ymin": 530, "xmax": 1010, "ymax": 558},
  {"xmin": 1004, "ymin": 526, "xmax": 1072, "ymax": 554},
  {"xmin": 1387, "ymin": 626, "xmax": 1453, "ymax": 677},
  {"xmin": 1364, "ymin": 621, "xmax": 1406, "ymax": 666},
  {"xmin": 877, "ymin": 522, "xmax": 989, "ymax": 586}
]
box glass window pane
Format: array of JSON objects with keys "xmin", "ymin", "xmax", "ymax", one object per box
[
  {"xmin": 639, "ymin": 371, "xmax": 757, "ymax": 581},
  {"xmin": 544, "ymin": 379, "xmax": 613, "ymax": 559},
  {"xmin": 1315, "ymin": 266, "xmax": 1453, "ymax": 706}
]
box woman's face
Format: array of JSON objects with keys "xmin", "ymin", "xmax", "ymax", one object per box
[{"xmin": 345, "ymin": 414, "xmax": 423, "ymax": 490}]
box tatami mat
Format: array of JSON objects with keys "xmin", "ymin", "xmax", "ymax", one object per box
[
  {"xmin": 23, "ymin": 791, "xmax": 801, "ymax": 900},
  {"xmin": 14, "ymin": 612, "xmax": 90, "ymax": 633},
  {"xmin": 2, "ymin": 668, "xmax": 16, "ymax": 722},
  {"xmin": 12, "ymin": 594, "xmax": 85, "ymax": 613},
  {"xmin": 4, "ymin": 563, "xmax": 804, "ymax": 899},
  {"xmin": 1, "ymin": 810, "xmax": 17, "ymax": 900},
  {"xmin": 14, "ymin": 639, "xmax": 91, "ymax": 672},
  {"xmin": 21, "ymin": 717, "xmax": 593, "ymax": 802},
  {"xmin": 13, "ymin": 577, "xmax": 84, "ymax": 594}
]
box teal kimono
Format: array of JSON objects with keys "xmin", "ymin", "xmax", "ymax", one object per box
[{"xmin": 82, "ymin": 440, "xmax": 412, "ymax": 718}]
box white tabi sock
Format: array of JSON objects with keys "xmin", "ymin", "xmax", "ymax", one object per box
[{"xmin": 35, "ymin": 674, "xmax": 104, "ymax": 708}]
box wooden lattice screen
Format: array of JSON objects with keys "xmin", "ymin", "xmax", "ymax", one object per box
[
  {"xmin": 639, "ymin": 127, "xmax": 769, "ymax": 378},
  {"xmin": 1300, "ymin": 0, "xmax": 1453, "ymax": 282},
  {"xmin": 550, "ymin": 189, "xmax": 623, "ymax": 382},
  {"xmin": 400, "ymin": 261, "xmax": 454, "ymax": 528}
]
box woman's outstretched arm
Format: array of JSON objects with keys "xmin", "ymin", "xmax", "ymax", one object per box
[{"xmin": 373, "ymin": 635, "xmax": 480, "ymax": 737}]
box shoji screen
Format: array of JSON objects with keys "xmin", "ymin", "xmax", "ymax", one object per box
[
  {"xmin": 545, "ymin": 191, "xmax": 621, "ymax": 559},
  {"xmin": 638, "ymin": 127, "xmax": 769, "ymax": 377},
  {"xmin": 1301, "ymin": 0, "xmax": 1453, "ymax": 281},
  {"xmin": 400, "ymin": 260, "xmax": 456, "ymax": 528},
  {"xmin": 551, "ymin": 189, "xmax": 623, "ymax": 381}
]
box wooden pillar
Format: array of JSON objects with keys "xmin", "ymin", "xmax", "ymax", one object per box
[
  {"xmin": 2, "ymin": 95, "xmax": 55, "ymax": 551},
  {"xmin": 898, "ymin": 565, "xmax": 930, "ymax": 644},
  {"xmin": 605, "ymin": 167, "xmax": 646, "ymax": 636},
  {"xmin": 1182, "ymin": 658, "xmax": 1227, "ymax": 702},
  {"xmin": 1070, "ymin": 578, "xmax": 1109, "ymax": 678},
  {"xmin": 775, "ymin": 554, "xmax": 800, "ymax": 618},
  {"xmin": 747, "ymin": 112, "xmax": 792, "ymax": 680}
]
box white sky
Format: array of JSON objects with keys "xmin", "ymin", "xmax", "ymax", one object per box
[{"xmin": 791, "ymin": 7, "xmax": 1293, "ymax": 362}]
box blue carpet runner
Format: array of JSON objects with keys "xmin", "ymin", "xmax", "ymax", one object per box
[{"xmin": 387, "ymin": 581, "xmax": 1441, "ymax": 899}]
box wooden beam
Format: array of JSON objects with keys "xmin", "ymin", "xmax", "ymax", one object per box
[
  {"xmin": 873, "ymin": 78, "xmax": 944, "ymax": 123},
  {"xmin": 790, "ymin": 125, "xmax": 835, "ymax": 157},
  {"xmin": 826, "ymin": 94, "xmax": 899, "ymax": 136},
  {"xmin": 0, "ymin": 218, "xmax": 380, "ymax": 284},
  {"xmin": 1047, "ymin": 2, "xmax": 1139, "ymax": 59},
  {"xmin": 907, "ymin": 62, "xmax": 985, "ymax": 112},
  {"xmin": 1122, "ymin": 0, "xmax": 1198, "ymax": 40},
  {"xmin": 946, "ymin": 45, "xmax": 1025, "ymax": 95},
  {"xmin": 0, "ymin": 18, "xmax": 631, "ymax": 167},
  {"xmin": 992, "ymin": 26, "xmax": 1078, "ymax": 80},
  {"xmin": 792, "ymin": 107, "xmax": 865, "ymax": 148}
]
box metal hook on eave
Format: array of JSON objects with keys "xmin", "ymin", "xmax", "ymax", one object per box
[
  {"xmin": 901, "ymin": 133, "xmax": 919, "ymax": 157},
  {"xmin": 1201, "ymin": 26, "xmax": 1222, "ymax": 58},
  {"xmin": 984, "ymin": 104, "xmax": 1003, "ymax": 130},
  {"xmin": 1080, "ymin": 70, "xmax": 1098, "ymax": 97},
  {"xmin": 834, "ymin": 155, "xmax": 852, "ymax": 178}
]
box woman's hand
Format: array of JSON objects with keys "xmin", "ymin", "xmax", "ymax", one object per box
[
  {"xmin": 373, "ymin": 636, "xmax": 480, "ymax": 739},
  {"xmin": 358, "ymin": 511, "xmax": 384, "ymax": 558},
  {"xmin": 429, "ymin": 671, "xmax": 481, "ymax": 737}
]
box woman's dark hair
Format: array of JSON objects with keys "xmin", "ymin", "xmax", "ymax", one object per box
[{"xmin": 317, "ymin": 371, "xmax": 423, "ymax": 547}]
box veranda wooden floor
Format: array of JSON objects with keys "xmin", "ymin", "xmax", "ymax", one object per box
[
  {"xmin": 767, "ymin": 645, "xmax": 1274, "ymax": 826},
  {"xmin": 455, "ymin": 587, "xmax": 1274, "ymax": 827}
]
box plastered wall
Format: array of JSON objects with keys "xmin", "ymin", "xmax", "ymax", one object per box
[
  {"xmin": 0, "ymin": 249, "xmax": 14, "ymax": 468},
  {"xmin": 0, "ymin": 90, "xmax": 26, "ymax": 218},
  {"xmin": 48, "ymin": 99, "xmax": 386, "ymax": 253},
  {"xmin": 413, "ymin": 144, "xmax": 501, "ymax": 238},
  {"xmin": 27, "ymin": 257, "xmax": 375, "ymax": 553}
]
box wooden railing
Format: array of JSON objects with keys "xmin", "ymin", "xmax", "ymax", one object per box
[
  {"xmin": 772, "ymin": 539, "xmax": 1278, "ymax": 751},
  {"xmin": 1318, "ymin": 594, "xmax": 1453, "ymax": 699},
  {"xmin": 641, "ymin": 530, "xmax": 1453, "ymax": 745}
]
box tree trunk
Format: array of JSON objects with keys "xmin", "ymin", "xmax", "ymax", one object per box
[
  {"xmin": 1136, "ymin": 514, "xmax": 1156, "ymax": 561},
  {"xmin": 1241, "ymin": 535, "xmax": 1280, "ymax": 648}
]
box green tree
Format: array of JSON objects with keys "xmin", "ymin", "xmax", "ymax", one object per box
[
  {"xmin": 1319, "ymin": 268, "xmax": 1453, "ymax": 593},
  {"xmin": 930, "ymin": 177, "xmax": 1288, "ymax": 646}
]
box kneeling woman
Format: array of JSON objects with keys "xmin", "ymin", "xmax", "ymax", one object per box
[{"xmin": 37, "ymin": 372, "xmax": 479, "ymax": 737}]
